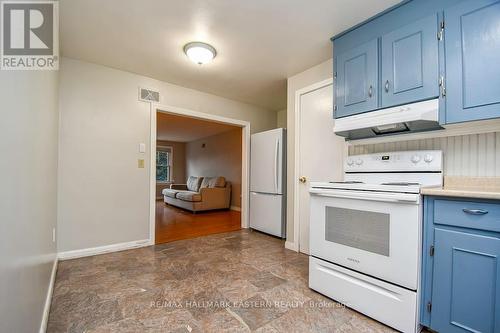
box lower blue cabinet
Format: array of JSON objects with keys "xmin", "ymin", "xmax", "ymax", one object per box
[
  {"xmin": 432, "ymin": 228, "xmax": 500, "ymax": 333},
  {"xmin": 421, "ymin": 197, "xmax": 500, "ymax": 332}
]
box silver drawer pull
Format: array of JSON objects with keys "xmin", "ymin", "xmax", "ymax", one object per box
[{"xmin": 462, "ymin": 208, "xmax": 489, "ymax": 215}]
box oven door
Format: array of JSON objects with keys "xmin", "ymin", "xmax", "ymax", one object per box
[{"xmin": 309, "ymin": 188, "xmax": 421, "ymax": 290}]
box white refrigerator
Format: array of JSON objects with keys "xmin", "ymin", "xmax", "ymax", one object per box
[{"xmin": 250, "ymin": 128, "xmax": 286, "ymax": 237}]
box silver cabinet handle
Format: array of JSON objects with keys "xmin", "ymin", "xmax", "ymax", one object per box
[
  {"xmin": 384, "ymin": 80, "xmax": 390, "ymax": 93},
  {"xmin": 462, "ymin": 208, "xmax": 489, "ymax": 215},
  {"xmin": 368, "ymin": 85, "xmax": 373, "ymax": 98},
  {"xmin": 439, "ymin": 76, "xmax": 446, "ymax": 97}
]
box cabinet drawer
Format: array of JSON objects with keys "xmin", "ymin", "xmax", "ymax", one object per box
[{"xmin": 434, "ymin": 199, "xmax": 500, "ymax": 233}]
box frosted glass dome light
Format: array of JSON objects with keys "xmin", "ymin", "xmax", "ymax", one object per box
[{"xmin": 183, "ymin": 42, "xmax": 216, "ymax": 65}]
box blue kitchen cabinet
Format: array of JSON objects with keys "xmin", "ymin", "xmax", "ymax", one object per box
[
  {"xmin": 335, "ymin": 38, "xmax": 378, "ymax": 118},
  {"xmin": 421, "ymin": 196, "xmax": 500, "ymax": 332},
  {"xmin": 432, "ymin": 228, "xmax": 500, "ymax": 333},
  {"xmin": 334, "ymin": 11, "xmax": 441, "ymax": 118},
  {"xmin": 381, "ymin": 14, "xmax": 439, "ymax": 108},
  {"xmin": 444, "ymin": 0, "xmax": 500, "ymax": 123},
  {"xmin": 332, "ymin": 0, "xmax": 500, "ymax": 125}
]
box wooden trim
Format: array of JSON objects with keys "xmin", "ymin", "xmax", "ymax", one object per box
[
  {"xmin": 149, "ymin": 103, "xmax": 251, "ymax": 244},
  {"xmin": 58, "ymin": 239, "xmax": 150, "ymax": 260},
  {"xmin": 285, "ymin": 241, "xmax": 298, "ymax": 252},
  {"xmin": 241, "ymin": 123, "xmax": 251, "ymax": 228},
  {"xmin": 39, "ymin": 257, "xmax": 57, "ymax": 333}
]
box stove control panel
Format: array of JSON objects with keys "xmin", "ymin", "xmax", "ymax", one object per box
[{"xmin": 345, "ymin": 150, "xmax": 443, "ymax": 173}]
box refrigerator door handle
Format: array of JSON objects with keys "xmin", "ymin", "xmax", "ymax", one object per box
[{"xmin": 274, "ymin": 138, "xmax": 279, "ymax": 193}]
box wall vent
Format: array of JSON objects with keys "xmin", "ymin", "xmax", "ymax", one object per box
[{"xmin": 139, "ymin": 88, "xmax": 160, "ymax": 103}]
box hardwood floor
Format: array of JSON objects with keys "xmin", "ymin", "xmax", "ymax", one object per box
[{"xmin": 155, "ymin": 200, "xmax": 241, "ymax": 244}]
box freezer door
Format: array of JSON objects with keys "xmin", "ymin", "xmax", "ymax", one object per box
[
  {"xmin": 250, "ymin": 192, "xmax": 284, "ymax": 237},
  {"xmin": 250, "ymin": 128, "xmax": 283, "ymax": 194}
]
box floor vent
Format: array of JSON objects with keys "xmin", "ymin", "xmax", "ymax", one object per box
[{"xmin": 139, "ymin": 88, "xmax": 160, "ymax": 103}]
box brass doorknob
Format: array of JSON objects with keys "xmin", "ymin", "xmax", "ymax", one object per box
[{"xmin": 299, "ymin": 176, "xmax": 307, "ymax": 183}]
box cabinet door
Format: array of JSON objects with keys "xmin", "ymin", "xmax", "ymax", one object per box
[
  {"xmin": 431, "ymin": 228, "xmax": 500, "ymax": 333},
  {"xmin": 335, "ymin": 39, "xmax": 378, "ymax": 118},
  {"xmin": 381, "ymin": 14, "xmax": 439, "ymax": 108},
  {"xmin": 445, "ymin": 0, "xmax": 500, "ymax": 123}
]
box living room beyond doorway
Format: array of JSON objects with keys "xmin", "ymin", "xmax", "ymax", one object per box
[{"xmin": 155, "ymin": 111, "xmax": 243, "ymax": 244}]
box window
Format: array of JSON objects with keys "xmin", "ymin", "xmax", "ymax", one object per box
[{"xmin": 156, "ymin": 147, "xmax": 172, "ymax": 182}]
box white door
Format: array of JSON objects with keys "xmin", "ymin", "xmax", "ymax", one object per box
[
  {"xmin": 298, "ymin": 84, "xmax": 345, "ymax": 254},
  {"xmin": 250, "ymin": 129, "xmax": 283, "ymax": 194}
]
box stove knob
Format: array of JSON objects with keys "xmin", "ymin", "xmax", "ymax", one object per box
[
  {"xmin": 355, "ymin": 159, "xmax": 363, "ymax": 166},
  {"xmin": 424, "ymin": 154, "xmax": 434, "ymax": 163},
  {"xmin": 347, "ymin": 159, "xmax": 354, "ymax": 166},
  {"xmin": 411, "ymin": 155, "xmax": 421, "ymax": 164}
]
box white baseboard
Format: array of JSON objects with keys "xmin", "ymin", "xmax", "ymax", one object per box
[
  {"xmin": 39, "ymin": 257, "xmax": 58, "ymax": 333},
  {"xmin": 285, "ymin": 240, "xmax": 298, "ymax": 252},
  {"xmin": 58, "ymin": 239, "xmax": 150, "ymax": 260},
  {"xmin": 230, "ymin": 205, "xmax": 241, "ymax": 212}
]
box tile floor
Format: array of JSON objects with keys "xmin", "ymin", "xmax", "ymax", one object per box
[{"xmin": 47, "ymin": 230, "xmax": 398, "ymax": 333}]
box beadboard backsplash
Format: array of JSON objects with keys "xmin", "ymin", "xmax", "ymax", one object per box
[{"xmin": 348, "ymin": 132, "xmax": 500, "ymax": 177}]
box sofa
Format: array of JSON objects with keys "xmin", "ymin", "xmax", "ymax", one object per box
[{"xmin": 162, "ymin": 176, "xmax": 231, "ymax": 212}]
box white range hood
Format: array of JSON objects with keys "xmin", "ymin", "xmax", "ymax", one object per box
[{"xmin": 334, "ymin": 99, "xmax": 442, "ymax": 140}]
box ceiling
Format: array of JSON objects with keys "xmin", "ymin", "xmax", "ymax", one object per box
[
  {"xmin": 60, "ymin": 0, "xmax": 400, "ymax": 111},
  {"xmin": 157, "ymin": 112, "xmax": 238, "ymax": 142}
]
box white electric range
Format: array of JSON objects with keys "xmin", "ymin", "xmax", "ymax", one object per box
[{"xmin": 308, "ymin": 150, "xmax": 443, "ymax": 333}]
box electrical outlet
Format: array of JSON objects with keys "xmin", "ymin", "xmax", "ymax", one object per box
[
  {"xmin": 52, "ymin": 228, "xmax": 56, "ymax": 243},
  {"xmin": 138, "ymin": 159, "xmax": 145, "ymax": 168}
]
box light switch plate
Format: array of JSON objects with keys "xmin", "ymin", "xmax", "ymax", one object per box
[
  {"xmin": 139, "ymin": 143, "xmax": 146, "ymax": 153},
  {"xmin": 138, "ymin": 159, "xmax": 145, "ymax": 168}
]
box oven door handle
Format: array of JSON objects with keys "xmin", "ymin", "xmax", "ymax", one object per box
[{"xmin": 309, "ymin": 189, "xmax": 419, "ymax": 203}]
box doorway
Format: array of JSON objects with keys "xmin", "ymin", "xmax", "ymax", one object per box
[
  {"xmin": 149, "ymin": 104, "xmax": 250, "ymax": 245},
  {"xmin": 294, "ymin": 79, "xmax": 346, "ymax": 254}
]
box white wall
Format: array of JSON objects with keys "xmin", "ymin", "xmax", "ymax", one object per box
[
  {"xmin": 277, "ymin": 109, "xmax": 287, "ymax": 128},
  {"xmin": 58, "ymin": 57, "xmax": 277, "ymax": 252},
  {"xmin": 186, "ymin": 128, "xmax": 242, "ymax": 208},
  {"xmin": 285, "ymin": 59, "xmax": 333, "ymax": 243},
  {"xmin": 350, "ymin": 132, "xmax": 500, "ymax": 177},
  {"xmin": 0, "ymin": 71, "xmax": 59, "ymax": 332}
]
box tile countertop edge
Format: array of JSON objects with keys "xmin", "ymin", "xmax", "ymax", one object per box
[
  {"xmin": 421, "ymin": 187, "xmax": 500, "ymax": 201},
  {"xmin": 421, "ymin": 177, "xmax": 500, "ymax": 200}
]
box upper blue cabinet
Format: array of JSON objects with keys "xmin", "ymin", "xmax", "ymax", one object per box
[
  {"xmin": 333, "ymin": 9, "xmax": 440, "ymax": 118},
  {"xmin": 444, "ymin": 0, "xmax": 500, "ymax": 123},
  {"xmin": 381, "ymin": 14, "xmax": 439, "ymax": 108},
  {"xmin": 335, "ymin": 39, "xmax": 379, "ymax": 118},
  {"xmin": 332, "ymin": 0, "xmax": 500, "ymax": 125}
]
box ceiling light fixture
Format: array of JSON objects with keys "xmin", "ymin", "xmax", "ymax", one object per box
[{"xmin": 183, "ymin": 42, "xmax": 217, "ymax": 65}]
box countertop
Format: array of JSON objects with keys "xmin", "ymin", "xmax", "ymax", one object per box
[{"xmin": 421, "ymin": 177, "xmax": 500, "ymax": 200}]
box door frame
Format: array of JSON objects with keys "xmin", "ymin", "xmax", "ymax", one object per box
[
  {"xmin": 288, "ymin": 78, "xmax": 346, "ymax": 252},
  {"xmin": 149, "ymin": 103, "xmax": 251, "ymax": 245}
]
